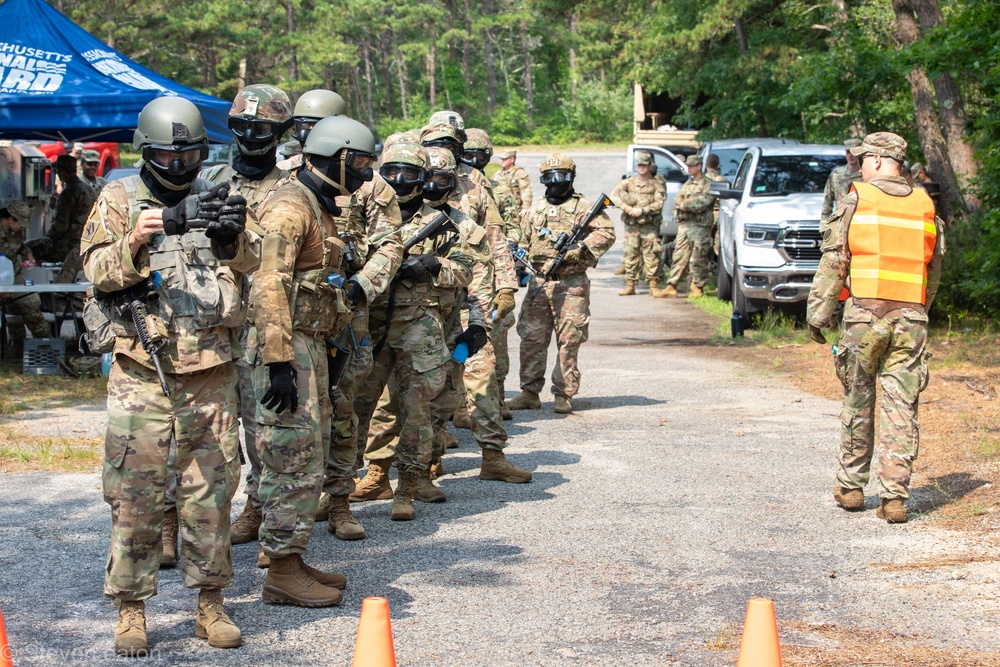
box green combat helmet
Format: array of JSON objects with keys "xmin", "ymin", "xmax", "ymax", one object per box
[
  {"xmin": 302, "ymin": 115, "xmax": 377, "ymax": 196},
  {"xmin": 460, "ymin": 128, "xmax": 493, "ymax": 171},
  {"xmin": 228, "ymin": 84, "xmax": 293, "ymax": 155},
  {"xmin": 291, "ymin": 89, "xmax": 347, "ymax": 144},
  {"xmin": 133, "ymin": 97, "xmax": 209, "ymax": 190}
]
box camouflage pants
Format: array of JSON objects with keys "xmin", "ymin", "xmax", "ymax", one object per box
[
  {"xmin": 253, "ymin": 332, "xmax": 331, "ymax": 558},
  {"xmin": 236, "ymin": 335, "xmax": 261, "ymax": 508},
  {"xmin": 623, "ymin": 222, "xmax": 661, "ymax": 282},
  {"xmin": 324, "ymin": 310, "xmax": 374, "ymax": 496},
  {"xmin": 1, "ymin": 293, "xmax": 50, "ymax": 341},
  {"xmin": 834, "ymin": 308, "xmax": 929, "ymax": 499},
  {"xmin": 454, "ymin": 339, "xmax": 507, "ymax": 450},
  {"xmin": 516, "ymin": 273, "xmax": 590, "ymax": 398},
  {"xmin": 103, "ymin": 355, "xmax": 240, "ymax": 601},
  {"xmin": 363, "ymin": 306, "xmax": 450, "ymax": 473},
  {"xmin": 667, "ymin": 222, "xmax": 713, "ymax": 288},
  {"xmin": 58, "ymin": 246, "xmax": 83, "ymax": 283},
  {"xmin": 492, "ymin": 309, "xmax": 516, "ymax": 384}
]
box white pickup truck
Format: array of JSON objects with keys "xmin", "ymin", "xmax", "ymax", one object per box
[{"xmin": 712, "ymin": 144, "xmax": 845, "ymax": 319}]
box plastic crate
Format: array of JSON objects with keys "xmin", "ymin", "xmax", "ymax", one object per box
[{"xmin": 23, "ymin": 338, "xmax": 65, "ymax": 375}]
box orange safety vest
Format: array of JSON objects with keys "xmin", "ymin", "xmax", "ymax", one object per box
[{"xmin": 840, "ymin": 181, "xmax": 936, "ymax": 304}]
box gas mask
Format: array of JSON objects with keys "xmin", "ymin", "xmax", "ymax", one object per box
[
  {"xmin": 380, "ymin": 163, "xmax": 426, "ymax": 203},
  {"xmin": 304, "ymin": 150, "xmax": 376, "ymax": 197},
  {"xmin": 141, "ymin": 143, "xmax": 209, "ymax": 191},
  {"xmin": 541, "ymin": 169, "xmax": 575, "ymax": 203},
  {"xmin": 422, "ymin": 169, "xmax": 456, "ymax": 208}
]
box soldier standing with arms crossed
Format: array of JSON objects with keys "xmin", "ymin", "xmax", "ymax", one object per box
[
  {"xmin": 656, "ymin": 155, "xmax": 715, "ymax": 299},
  {"xmin": 613, "ymin": 151, "xmax": 666, "ymax": 297},
  {"xmin": 507, "ymin": 154, "xmax": 615, "ymax": 414},
  {"xmin": 806, "ymin": 132, "xmax": 943, "ymax": 524},
  {"xmin": 81, "ymin": 97, "xmax": 256, "ymax": 654},
  {"xmin": 496, "ymin": 149, "xmax": 533, "ymax": 218}
]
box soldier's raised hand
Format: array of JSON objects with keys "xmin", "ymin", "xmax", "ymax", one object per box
[
  {"xmin": 161, "ymin": 183, "xmax": 229, "ymax": 235},
  {"xmin": 206, "ymin": 193, "xmax": 248, "ymax": 245}
]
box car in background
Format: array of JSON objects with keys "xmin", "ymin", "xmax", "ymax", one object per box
[
  {"xmin": 34, "ymin": 141, "xmax": 119, "ymax": 176},
  {"xmin": 696, "ymin": 138, "xmax": 800, "ymax": 182},
  {"xmin": 204, "ymin": 143, "xmax": 234, "ymax": 167},
  {"xmin": 712, "ymin": 144, "xmax": 844, "ymax": 320},
  {"xmin": 624, "ymin": 144, "xmax": 689, "ymax": 271}
]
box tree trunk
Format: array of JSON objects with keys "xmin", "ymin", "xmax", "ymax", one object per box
[
  {"xmin": 238, "ymin": 58, "xmax": 247, "ymax": 91},
  {"xmin": 913, "ymin": 0, "xmax": 980, "ymax": 212},
  {"xmin": 831, "ymin": 0, "xmax": 848, "ymax": 22},
  {"xmin": 461, "ymin": 0, "xmax": 473, "ymax": 89},
  {"xmin": 733, "ymin": 17, "xmax": 767, "ymax": 137},
  {"xmin": 286, "ymin": 1, "xmax": 298, "ymax": 83},
  {"xmin": 380, "ymin": 29, "xmax": 394, "ymax": 117},
  {"xmin": 568, "ymin": 14, "xmax": 578, "ymax": 101},
  {"xmin": 483, "ymin": 0, "xmax": 497, "ymax": 113},
  {"xmin": 351, "ymin": 66, "xmax": 364, "ymax": 122},
  {"xmin": 362, "ymin": 40, "xmax": 376, "ymax": 128},
  {"xmin": 892, "ymin": 0, "xmax": 964, "ymax": 221},
  {"xmin": 520, "ymin": 20, "xmax": 534, "ymax": 130},
  {"xmin": 396, "ymin": 51, "xmax": 409, "ymax": 121},
  {"xmin": 427, "ymin": 29, "xmax": 437, "ymax": 108}
]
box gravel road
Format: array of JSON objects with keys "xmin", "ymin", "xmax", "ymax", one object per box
[{"xmin": 1, "ymin": 153, "xmax": 997, "ymax": 665}]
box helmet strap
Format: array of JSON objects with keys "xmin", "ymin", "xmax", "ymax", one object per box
[{"xmin": 305, "ymin": 154, "xmax": 351, "ymax": 196}]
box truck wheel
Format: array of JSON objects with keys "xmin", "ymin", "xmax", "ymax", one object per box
[
  {"xmin": 732, "ymin": 268, "xmax": 759, "ymax": 328},
  {"xmin": 716, "ymin": 258, "xmax": 732, "ymax": 302}
]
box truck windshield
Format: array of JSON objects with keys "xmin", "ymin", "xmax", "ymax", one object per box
[{"xmin": 750, "ymin": 155, "xmax": 843, "ymax": 196}]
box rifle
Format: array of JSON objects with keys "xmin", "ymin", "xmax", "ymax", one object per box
[
  {"xmin": 531, "ymin": 193, "xmax": 612, "ymax": 299},
  {"xmin": 116, "ymin": 278, "xmax": 170, "ymax": 397},
  {"xmin": 510, "ymin": 245, "xmax": 541, "ymax": 287},
  {"xmin": 326, "ymin": 309, "xmax": 364, "ymax": 389}
]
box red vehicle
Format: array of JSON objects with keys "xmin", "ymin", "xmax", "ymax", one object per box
[{"xmin": 36, "ymin": 141, "xmax": 119, "ymax": 176}]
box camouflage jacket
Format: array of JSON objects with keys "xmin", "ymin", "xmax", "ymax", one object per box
[
  {"xmin": 673, "ymin": 174, "xmax": 714, "ymax": 225},
  {"xmin": 821, "ymin": 164, "xmax": 862, "ymax": 219},
  {"xmin": 612, "ymin": 174, "xmax": 666, "ymax": 226},
  {"xmin": 452, "ymin": 175, "xmax": 518, "ymax": 294},
  {"xmin": 806, "ymin": 176, "xmax": 944, "ymax": 329},
  {"xmin": 81, "ymin": 175, "xmax": 261, "ymax": 374},
  {"xmin": 497, "ymin": 165, "xmax": 533, "ymax": 211},
  {"xmin": 491, "ymin": 177, "xmax": 522, "ymax": 244},
  {"xmin": 521, "ymin": 193, "xmax": 615, "ymax": 275},
  {"xmin": 201, "ymin": 163, "xmax": 289, "ymax": 235},
  {"xmin": 276, "ymin": 154, "xmax": 303, "ymax": 172},
  {"xmin": 0, "ymin": 224, "xmax": 30, "ymax": 282},
  {"xmin": 82, "ymin": 174, "xmax": 108, "ymax": 196},
  {"xmin": 48, "ymin": 177, "xmax": 96, "ymax": 257}
]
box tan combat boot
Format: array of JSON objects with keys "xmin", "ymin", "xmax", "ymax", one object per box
[
  {"xmin": 161, "ymin": 507, "xmax": 178, "ymax": 569},
  {"xmin": 834, "ymin": 486, "xmax": 865, "ymax": 511},
  {"xmin": 258, "ymin": 546, "xmax": 346, "ymax": 589},
  {"xmin": 349, "ymin": 458, "xmax": 394, "ymax": 502},
  {"xmin": 315, "ymin": 492, "xmax": 332, "ymax": 521},
  {"xmin": 618, "ymin": 280, "xmax": 636, "ymax": 296},
  {"xmin": 614, "ymin": 265, "xmax": 625, "ymax": 276},
  {"xmin": 195, "ymin": 589, "xmax": 242, "ymax": 648},
  {"xmin": 479, "ymin": 449, "xmax": 532, "ymax": 483},
  {"xmin": 230, "ymin": 502, "xmax": 262, "ymax": 544},
  {"xmin": 429, "ymin": 460, "xmax": 444, "ymax": 480},
  {"xmin": 391, "ymin": 472, "xmax": 417, "ymax": 521},
  {"xmin": 114, "ymin": 600, "xmax": 148, "ymax": 657},
  {"xmin": 452, "ymin": 405, "xmax": 474, "ymax": 430},
  {"xmin": 554, "ymin": 396, "xmax": 573, "ymax": 414},
  {"xmin": 688, "ymin": 284, "xmax": 704, "ymax": 298},
  {"xmin": 498, "ymin": 381, "xmax": 513, "ymax": 420},
  {"xmin": 507, "ymin": 390, "xmax": 541, "ymax": 410},
  {"xmin": 263, "ymin": 554, "xmax": 344, "ymax": 607},
  {"xmin": 327, "ymin": 494, "xmax": 366, "ymax": 540},
  {"xmin": 412, "ymin": 469, "xmax": 447, "ymax": 503},
  {"xmin": 440, "ymin": 430, "xmax": 459, "ymax": 449},
  {"xmin": 653, "ymin": 282, "xmax": 677, "ymax": 299},
  {"xmin": 876, "ymin": 498, "xmax": 908, "ymax": 524}
]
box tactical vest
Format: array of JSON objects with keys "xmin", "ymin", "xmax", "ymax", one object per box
[
  {"xmin": 528, "ymin": 195, "xmax": 587, "ymax": 273},
  {"xmin": 846, "ymin": 181, "xmax": 936, "ymax": 304},
  {"xmin": 202, "ymin": 164, "xmax": 287, "ymax": 234}
]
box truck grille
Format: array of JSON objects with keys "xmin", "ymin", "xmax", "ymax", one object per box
[{"xmin": 778, "ymin": 229, "xmax": 822, "ymax": 261}]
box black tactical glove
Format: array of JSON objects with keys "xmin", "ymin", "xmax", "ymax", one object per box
[
  {"xmin": 397, "ymin": 254, "xmax": 442, "ymax": 282},
  {"xmin": 161, "ymin": 183, "xmax": 229, "ymax": 235},
  {"xmin": 455, "ymin": 324, "xmax": 488, "ymax": 357},
  {"xmin": 261, "ymin": 361, "xmax": 297, "ymax": 414},
  {"xmin": 345, "ymin": 278, "xmax": 366, "ymax": 307},
  {"xmin": 808, "ymin": 323, "xmax": 827, "ymax": 345},
  {"xmin": 205, "ymin": 193, "xmax": 247, "ymax": 245}
]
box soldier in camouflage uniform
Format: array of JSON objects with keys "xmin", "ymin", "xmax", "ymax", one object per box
[
  {"xmin": 806, "ymin": 132, "xmax": 943, "ymax": 525},
  {"xmin": 657, "ymin": 155, "xmax": 716, "ymax": 299},
  {"xmin": 29, "ymin": 154, "xmax": 96, "ymax": 283},
  {"xmin": 204, "ymin": 84, "xmax": 294, "ymax": 549},
  {"xmin": 0, "ymin": 201, "xmax": 50, "ymax": 346},
  {"xmin": 81, "ymin": 97, "xmax": 256, "ymax": 655},
  {"xmin": 251, "ymin": 116, "xmax": 385, "ymax": 607},
  {"xmin": 705, "ymin": 154, "xmax": 727, "ymax": 255},
  {"xmin": 507, "ymin": 154, "xmax": 615, "ymax": 414},
  {"xmin": 822, "ymin": 139, "xmax": 862, "ymax": 220},
  {"xmin": 612, "ymin": 151, "xmax": 666, "ymax": 296},
  {"xmin": 497, "ymin": 149, "xmax": 533, "ymax": 217},
  {"xmin": 276, "ymin": 89, "xmax": 347, "ymax": 171},
  {"xmin": 81, "ymin": 150, "xmax": 108, "ymax": 195}
]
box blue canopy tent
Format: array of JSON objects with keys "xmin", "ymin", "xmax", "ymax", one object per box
[{"xmin": 0, "ymin": 0, "xmax": 230, "ymax": 143}]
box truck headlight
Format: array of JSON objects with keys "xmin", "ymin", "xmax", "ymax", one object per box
[{"xmin": 744, "ymin": 225, "xmax": 780, "ymax": 247}]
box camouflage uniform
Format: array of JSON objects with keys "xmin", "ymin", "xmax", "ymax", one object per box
[
  {"xmin": 81, "ymin": 175, "xmax": 260, "ymax": 600},
  {"xmin": 31, "ymin": 175, "xmax": 96, "ymax": 283},
  {"xmin": 488, "ymin": 177, "xmax": 522, "ymax": 388},
  {"xmin": 517, "ymin": 189, "xmax": 615, "ymax": 399},
  {"xmin": 0, "ymin": 202, "xmax": 50, "ymax": 341},
  {"xmin": 665, "ymin": 171, "xmax": 715, "ymax": 290},
  {"xmin": 497, "ymin": 152, "xmax": 533, "ymax": 213},
  {"xmin": 82, "ymin": 150, "xmax": 108, "ymax": 195},
  {"xmin": 612, "ymin": 164, "xmax": 666, "ymax": 283},
  {"xmin": 808, "ymin": 151, "xmax": 943, "ymax": 502},
  {"xmin": 822, "ymin": 164, "xmax": 862, "ymax": 219}
]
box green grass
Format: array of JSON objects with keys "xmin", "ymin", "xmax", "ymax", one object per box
[
  {"xmin": 691, "ymin": 296, "xmax": 836, "ymax": 347},
  {"xmin": 0, "ymin": 427, "xmax": 102, "ymax": 471},
  {"xmin": 0, "ymin": 364, "xmax": 107, "ymax": 415},
  {"xmin": 976, "ymin": 434, "xmax": 1000, "ymax": 461}
]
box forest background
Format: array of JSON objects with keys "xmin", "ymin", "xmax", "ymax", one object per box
[{"xmin": 47, "ymin": 0, "xmax": 999, "ymax": 319}]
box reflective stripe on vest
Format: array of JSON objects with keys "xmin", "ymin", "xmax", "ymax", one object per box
[{"xmin": 846, "ymin": 181, "xmax": 936, "ymax": 304}]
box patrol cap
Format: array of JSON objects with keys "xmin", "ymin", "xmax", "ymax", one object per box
[
  {"xmin": 5, "ymin": 200, "xmax": 30, "ymax": 222},
  {"xmin": 55, "ymin": 154, "xmax": 77, "ymax": 170},
  {"xmin": 635, "ymin": 151, "xmax": 652, "ymax": 166},
  {"xmin": 497, "ymin": 149, "xmax": 516, "ymax": 160},
  {"xmin": 539, "ymin": 153, "xmax": 575, "ymax": 174},
  {"xmin": 843, "ymin": 138, "xmax": 862, "ymax": 149},
  {"xmin": 850, "ymin": 132, "xmax": 907, "ymax": 162},
  {"xmin": 72, "ymin": 142, "xmax": 85, "ymax": 153},
  {"xmin": 684, "ymin": 154, "xmax": 701, "ymax": 166},
  {"xmin": 81, "ymin": 149, "xmax": 100, "ymax": 163}
]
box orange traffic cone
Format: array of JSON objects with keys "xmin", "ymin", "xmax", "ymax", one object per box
[
  {"xmin": 736, "ymin": 598, "xmax": 782, "ymax": 666},
  {"xmin": 352, "ymin": 597, "xmax": 396, "ymax": 667},
  {"xmin": 0, "ymin": 608, "xmax": 12, "ymax": 667}
]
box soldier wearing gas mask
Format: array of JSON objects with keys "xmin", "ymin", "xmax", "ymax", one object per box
[{"xmin": 80, "ymin": 97, "xmax": 257, "ymax": 656}]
